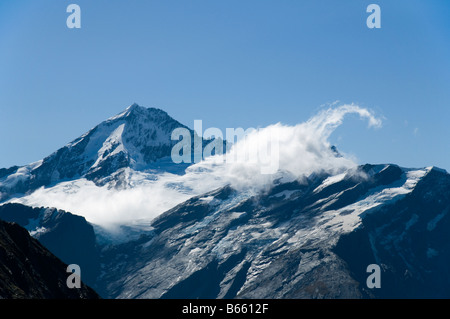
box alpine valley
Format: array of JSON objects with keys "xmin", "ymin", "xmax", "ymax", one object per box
[{"xmin": 1, "ymin": 104, "xmax": 450, "ymax": 299}]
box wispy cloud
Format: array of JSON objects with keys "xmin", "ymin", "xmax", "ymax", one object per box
[{"xmin": 11, "ymin": 104, "xmax": 382, "ymax": 230}]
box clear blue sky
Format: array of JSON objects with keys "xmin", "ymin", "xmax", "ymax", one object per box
[{"xmin": 1, "ymin": 1, "xmax": 449, "ymax": 170}]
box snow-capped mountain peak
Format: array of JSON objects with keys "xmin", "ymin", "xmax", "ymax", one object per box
[
  {"xmin": 0, "ymin": 104, "xmax": 191, "ymax": 201},
  {"xmin": 107, "ymin": 103, "xmax": 163, "ymax": 121}
]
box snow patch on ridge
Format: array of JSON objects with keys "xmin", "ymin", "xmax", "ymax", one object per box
[{"xmin": 326, "ymin": 167, "xmax": 431, "ymax": 233}]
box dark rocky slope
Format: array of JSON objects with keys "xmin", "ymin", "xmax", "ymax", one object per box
[{"xmin": 0, "ymin": 219, "xmax": 99, "ymax": 299}]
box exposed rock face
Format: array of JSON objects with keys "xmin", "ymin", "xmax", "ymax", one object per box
[{"xmin": 96, "ymin": 164, "xmax": 450, "ymax": 299}]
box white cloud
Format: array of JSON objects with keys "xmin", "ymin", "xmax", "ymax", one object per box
[{"xmin": 11, "ymin": 103, "xmax": 382, "ymax": 230}]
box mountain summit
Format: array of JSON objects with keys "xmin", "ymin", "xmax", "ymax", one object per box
[{"xmin": 0, "ymin": 104, "xmax": 191, "ymax": 201}]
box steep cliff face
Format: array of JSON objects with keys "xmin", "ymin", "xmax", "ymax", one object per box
[
  {"xmin": 334, "ymin": 166, "xmax": 450, "ymax": 298},
  {"xmin": 0, "ymin": 220, "xmax": 99, "ymax": 299}
]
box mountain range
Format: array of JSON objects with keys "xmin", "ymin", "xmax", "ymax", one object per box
[{"xmin": 1, "ymin": 104, "xmax": 450, "ymax": 299}]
